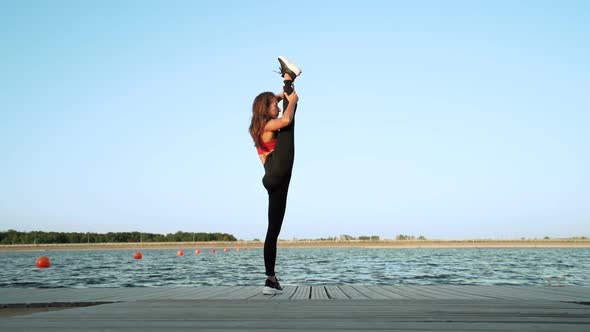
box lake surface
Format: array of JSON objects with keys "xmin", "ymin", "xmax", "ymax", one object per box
[{"xmin": 1, "ymin": 248, "xmax": 588, "ymax": 288}]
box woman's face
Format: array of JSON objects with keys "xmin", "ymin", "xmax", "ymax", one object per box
[{"xmin": 269, "ymin": 97, "xmax": 280, "ymax": 118}]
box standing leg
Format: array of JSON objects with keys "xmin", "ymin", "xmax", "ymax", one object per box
[{"xmin": 263, "ymin": 177, "xmax": 291, "ymax": 277}]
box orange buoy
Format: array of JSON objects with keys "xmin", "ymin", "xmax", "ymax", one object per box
[
  {"xmin": 223, "ymin": 248, "xmax": 228, "ymax": 252},
  {"xmin": 211, "ymin": 249, "xmax": 216, "ymax": 253},
  {"xmin": 177, "ymin": 250, "xmax": 184, "ymax": 256},
  {"xmin": 133, "ymin": 252, "xmax": 142, "ymax": 260},
  {"xmin": 236, "ymin": 248, "xmax": 240, "ymax": 252},
  {"xmin": 36, "ymin": 256, "xmax": 51, "ymax": 268},
  {"xmin": 194, "ymin": 249, "xmax": 201, "ymax": 254}
]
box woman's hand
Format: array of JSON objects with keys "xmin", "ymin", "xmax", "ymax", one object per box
[{"xmin": 285, "ymin": 90, "xmax": 299, "ymax": 104}]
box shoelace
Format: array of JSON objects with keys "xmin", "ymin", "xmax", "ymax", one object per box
[{"xmin": 273, "ymin": 66, "xmax": 285, "ymax": 75}]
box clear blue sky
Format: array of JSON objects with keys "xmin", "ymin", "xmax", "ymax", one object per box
[{"xmin": 1, "ymin": 0, "xmax": 589, "ymax": 240}]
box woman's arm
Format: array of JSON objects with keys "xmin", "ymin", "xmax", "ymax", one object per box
[{"xmin": 264, "ymin": 91, "xmax": 299, "ymax": 132}]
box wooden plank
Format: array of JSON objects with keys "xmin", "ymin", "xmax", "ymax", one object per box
[
  {"xmin": 1, "ymin": 288, "xmax": 123, "ymax": 304},
  {"xmin": 470, "ymin": 285, "xmax": 541, "ymax": 300},
  {"xmin": 290, "ymin": 286, "xmax": 311, "ymax": 300},
  {"xmin": 196, "ymin": 286, "xmax": 245, "ymax": 300},
  {"xmin": 349, "ymin": 285, "xmax": 390, "ymax": 299},
  {"xmin": 86, "ymin": 287, "xmax": 146, "ymax": 302},
  {"xmin": 383, "ymin": 285, "xmax": 437, "ymax": 299},
  {"xmin": 324, "ymin": 285, "xmax": 350, "ymax": 300},
  {"xmin": 406, "ymin": 285, "xmax": 485, "ymax": 300},
  {"xmin": 473, "ymin": 285, "xmax": 540, "ymax": 300},
  {"xmin": 542, "ymin": 287, "xmax": 590, "ymax": 298},
  {"xmin": 369, "ymin": 285, "xmax": 411, "ymax": 299},
  {"xmin": 112, "ymin": 287, "xmax": 202, "ymax": 301},
  {"xmin": 434, "ymin": 285, "xmax": 507, "ymax": 300},
  {"xmin": 140, "ymin": 287, "xmax": 202, "ymax": 300},
  {"xmin": 187, "ymin": 286, "xmax": 250, "ymax": 300},
  {"xmin": 310, "ymin": 286, "xmax": 329, "ymax": 300},
  {"xmin": 419, "ymin": 286, "xmax": 486, "ymax": 299},
  {"xmin": 147, "ymin": 286, "xmax": 226, "ymax": 300},
  {"xmin": 70, "ymin": 288, "xmax": 137, "ymax": 302},
  {"xmin": 96, "ymin": 287, "xmax": 221, "ymax": 301},
  {"xmin": 503, "ymin": 286, "xmax": 582, "ymax": 301},
  {"xmin": 563, "ymin": 286, "xmax": 590, "ymax": 297},
  {"xmin": 213, "ymin": 286, "xmax": 260, "ymax": 300},
  {"xmin": 496, "ymin": 286, "xmax": 587, "ymax": 302},
  {"xmin": 205, "ymin": 286, "xmax": 247, "ymax": 299},
  {"xmin": 268, "ymin": 286, "xmax": 297, "ymax": 300},
  {"xmin": 59, "ymin": 287, "xmax": 167, "ymax": 302},
  {"xmin": 514, "ymin": 286, "xmax": 590, "ymax": 301},
  {"xmin": 338, "ymin": 285, "xmax": 370, "ymax": 299},
  {"xmin": 247, "ymin": 287, "xmax": 275, "ymax": 300},
  {"xmin": 248, "ymin": 286, "xmax": 296, "ymax": 300}
]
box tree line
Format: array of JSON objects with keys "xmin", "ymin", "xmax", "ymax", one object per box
[
  {"xmin": 0, "ymin": 230, "xmax": 237, "ymax": 245},
  {"xmin": 339, "ymin": 234, "xmax": 427, "ymax": 241},
  {"xmin": 285, "ymin": 235, "xmax": 428, "ymax": 241}
]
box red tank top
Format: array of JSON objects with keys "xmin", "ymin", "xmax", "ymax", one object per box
[{"xmin": 256, "ymin": 139, "xmax": 276, "ymax": 155}]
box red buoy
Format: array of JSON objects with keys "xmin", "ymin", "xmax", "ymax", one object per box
[
  {"xmin": 36, "ymin": 256, "xmax": 51, "ymax": 268},
  {"xmin": 223, "ymin": 248, "xmax": 228, "ymax": 252},
  {"xmin": 134, "ymin": 252, "xmax": 142, "ymax": 259},
  {"xmin": 177, "ymin": 250, "xmax": 184, "ymax": 256},
  {"xmin": 210, "ymin": 249, "xmax": 216, "ymax": 253},
  {"xmin": 195, "ymin": 249, "xmax": 201, "ymax": 254}
]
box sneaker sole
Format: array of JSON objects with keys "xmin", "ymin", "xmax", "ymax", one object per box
[
  {"xmin": 278, "ymin": 56, "xmax": 302, "ymax": 77},
  {"xmin": 262, "ymin": 286, "xmax": 284, "ymax": 295}
]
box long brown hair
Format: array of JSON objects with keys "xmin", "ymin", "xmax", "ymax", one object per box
[{"xmin": 249, "ymin": 91, "xmax": 276, "ymax": 149}]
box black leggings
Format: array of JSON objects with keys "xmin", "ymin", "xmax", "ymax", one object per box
[{"xmin": 262, "ymin": 98, "xmax": 296, "ymax": 277}]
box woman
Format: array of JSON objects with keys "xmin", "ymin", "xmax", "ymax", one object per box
[{"xmin": 249, "ymin": 56, "xmax": 301, "ymax": 294}]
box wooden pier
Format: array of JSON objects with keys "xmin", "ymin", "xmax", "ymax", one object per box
[{"xmin": 1, "ymin": 285, "xmax": 589, "ymax": 331}]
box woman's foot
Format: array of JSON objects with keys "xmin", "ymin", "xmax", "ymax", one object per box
[
  {"xmin": 263, "ymin": 276, "xmax": 284, "ymax": 295},
  {"xmin": 277, "ymin": 56, "xmax": 302, "ymax": 80}
]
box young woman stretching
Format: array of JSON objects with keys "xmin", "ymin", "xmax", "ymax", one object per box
[{"xmin": 249, "ymin": 56, "xmax": 301, "ymax": 294}]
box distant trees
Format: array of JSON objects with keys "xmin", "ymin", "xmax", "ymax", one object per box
[
  {"xmin": 335, "ymin": 234, "xmax": 429, "ymax": 241},
  {"xmin": 0, "ymin": 230, "xmax": 237, "ymax": 245},
  {"xmin": 335, "ymin": 234, "xmax": 426, "ymax": 241},
  {"xmin": 395, "ymin": 234, "xmax": 427, "ymax": 240}
]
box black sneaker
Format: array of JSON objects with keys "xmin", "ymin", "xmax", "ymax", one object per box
[
  {"xmin": 263, "ymin": 277, "xmax": 284, "ymax": 295},
  {"xmin": 277, "ymin": 56, "xmax": 302, "ymax": 79}
]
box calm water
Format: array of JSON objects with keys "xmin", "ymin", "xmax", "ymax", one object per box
[{"xmin": 0, "ymin": 248, "xmax": 588, "ymax": 288}]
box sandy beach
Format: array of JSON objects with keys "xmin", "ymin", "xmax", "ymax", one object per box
[{"xmin": 0, "ymin": 239, "xmax": 588, "ymax": 252}]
